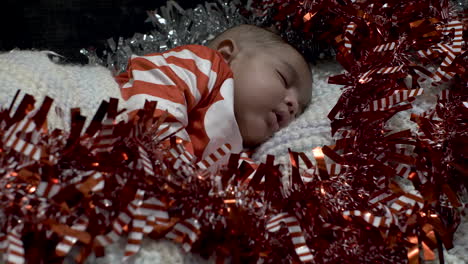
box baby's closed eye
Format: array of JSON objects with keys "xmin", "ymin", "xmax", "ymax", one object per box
[{"xmin": 276, "ymin": 70, "xmax": 288, "ymax": 87}]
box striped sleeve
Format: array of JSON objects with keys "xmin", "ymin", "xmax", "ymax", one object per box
[{"xmin": 115, "ymin": 45, "xmax": 233, "ymax": 157}]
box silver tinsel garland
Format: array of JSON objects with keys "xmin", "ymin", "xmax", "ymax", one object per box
[
  {"xmin": 80, "ymin": 0, "xmax": 467, "ymax": 74},
  {"xmin": 81, "ymin": 0, "xmax": 249, "ymax": 75}
]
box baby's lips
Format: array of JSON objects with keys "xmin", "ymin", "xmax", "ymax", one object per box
[
  {"xmin": 268, "ymin": 111, "xmax": 280, "ymax": 132},
  {"xmin": 274, "ymin": 108, "xmax": 290, "ymax": 128}
]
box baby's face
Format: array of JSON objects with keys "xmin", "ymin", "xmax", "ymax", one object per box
[{"xmin": 230, "ymin": 43, "xmax": 312, "ymax": 147}]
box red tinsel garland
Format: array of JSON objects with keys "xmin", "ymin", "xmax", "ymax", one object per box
[{"xmin": 0, "ymin": 0, "xmax": 467, "ymax": 263}]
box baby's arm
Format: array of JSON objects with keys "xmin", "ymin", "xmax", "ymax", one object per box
[
  {"xmin": 115, "ymin": 45, "xmax": 231, "ymax": 158},
  {"xmin": 116, "ymin": 54, "xmax": 191, "ymax": 152}
]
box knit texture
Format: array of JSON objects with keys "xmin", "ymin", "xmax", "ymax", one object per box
[
  {"xmin": 0, "ymin": 50, "xmax": 122, "ymax": 130},
  {"xmin": 0, "ymin": 52, "xmax": 465, "ymax": 264}
]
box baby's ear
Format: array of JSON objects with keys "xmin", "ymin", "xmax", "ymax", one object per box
[{"xmin": 216, "ymin": 39, "xmax": 237, "ymax": 63}]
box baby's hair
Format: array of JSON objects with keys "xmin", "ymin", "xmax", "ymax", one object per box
[
  {"xmin": 209, "ymin": 24, "xmax": 312, "ymax": 73},
  {"xmin": 208, "ymin": 24, "xmax": 286, "ymax": 50}
]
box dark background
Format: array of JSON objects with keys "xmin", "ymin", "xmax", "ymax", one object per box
[{"xmin": 0, "ymin": 0, "xmax": 204, "ymax": 62}]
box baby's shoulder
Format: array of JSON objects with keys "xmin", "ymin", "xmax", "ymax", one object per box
[
  {"xmin": 168, "ymin": 44, "xmax": 222, "ymax": 62},
  {"xmin": 165, "ymin": 45, "xmax": 232, "ymax": 78}
]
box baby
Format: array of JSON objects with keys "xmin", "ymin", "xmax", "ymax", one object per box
[{"xmin": 116, "ymin": 24, "xmax": 312, "ymax": 166}]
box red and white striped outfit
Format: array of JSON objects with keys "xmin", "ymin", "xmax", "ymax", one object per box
[{"xmin": 116, "ymin": 45, "xmax": 243, "ymax": 166}]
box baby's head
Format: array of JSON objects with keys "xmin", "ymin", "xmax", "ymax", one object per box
[{"xmin": 209, "ymin": 25, "xmax": 312, "ymax": 148}]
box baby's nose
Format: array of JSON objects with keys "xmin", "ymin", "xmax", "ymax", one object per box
[{"xmin": 285, "ymin": 96, "xmax": 299, "ymax": 118}]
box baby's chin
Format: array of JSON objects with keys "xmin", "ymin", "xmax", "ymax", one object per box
[
  {"xmin": 237, "ymin": 113, "xmax": 272, "ymax": 148},
  {"xmin": 240, "ymin": 126, "xmax": 271, "ymax": 148}
]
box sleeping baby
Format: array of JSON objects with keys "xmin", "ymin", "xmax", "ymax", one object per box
[
  {"xmin": 116, "ymin": 24, "xmax": 312, "ymax": 166},
  {"xmin": 0, "ymin": 24, "xmax": 312, "ymax": 169}
]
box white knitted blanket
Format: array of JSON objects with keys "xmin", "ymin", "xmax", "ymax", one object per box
[
  {"xmin": 0, "ymin": 51, "xmax": 466, "ymax": 263},
  {"xmin": 0, "ymin": 50, "xmax": 123, "ymax": 130}
]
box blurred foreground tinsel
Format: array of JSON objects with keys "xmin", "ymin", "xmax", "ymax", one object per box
[{"xmin": 1, "ymin": 0, "xmax": 468, "ymax": 263}]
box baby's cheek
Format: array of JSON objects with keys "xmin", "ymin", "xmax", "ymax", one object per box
[
  {"xmin": 238, "ymin": 115, "xmax": 266, "ymax": 147},
  {"xmin": 255, "ymin": 117, "xmax": 273, "ymax": 144}
]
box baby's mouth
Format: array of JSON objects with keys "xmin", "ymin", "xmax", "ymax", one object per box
[
  {"xmin": 269, "ymin": 112, "xmax": 280, "ymax": 132},
  {"xmin": 275, "ymin": 112, "xmax": 283, "ymax": 127},
  {"xmin": 274, "ymin": 110, "xmax": 289, "ymax": 129}
]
